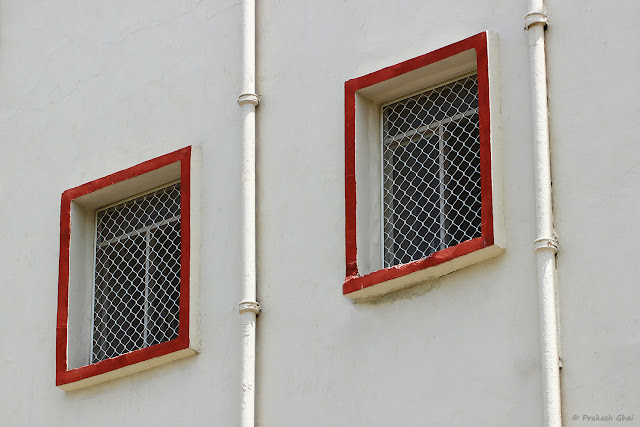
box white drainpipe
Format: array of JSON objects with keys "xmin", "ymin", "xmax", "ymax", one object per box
[
  {"xmin": 525, "ymin": 1, "xmax": 562, "ymax": 426},
  {"xmin": 237, "ymin": 0, "xmax": 260, "ymax": 425}
]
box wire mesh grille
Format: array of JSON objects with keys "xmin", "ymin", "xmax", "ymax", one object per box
[
  {"xmin": 92, "ymin": 182, "xmax": 181, "ymax": 363},
  {"xmin": 382, "ymin": 74, "xmax": 481, "ymax": 268}
]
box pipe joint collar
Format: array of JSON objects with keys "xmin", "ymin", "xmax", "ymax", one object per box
[
  {"xmin": 239, "ymin": 300, "xmax": 261, "ymax": 314},
  {"xmin": 238, "ymin": 93, "xmax": 260, "ymax": 106},
  {"xmin": 534, "ymin": 237, "xmax": 558, "ymax": 253},
  {"xmin": 524, "ymin": 11, "xmax": 548, "ymax": 30}
]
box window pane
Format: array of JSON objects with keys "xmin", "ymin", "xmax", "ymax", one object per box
[
  {"xmin": 93, "ymin": 235, "xmax": 146, "ymax": 361},
  {"xmin": 383, "ymin": 133, "xmax": 441, "ymax": 266},
  {"xmin": 382, "ymin": 75, "xmax": 480, "ymax": 267},
  {"xmin": 92, "ymin": 183, "xmax": 181, "ymax": 363},
  {"xmin": 443, "ymin": 113, "xmax": 482, "ymax": 247},
  {"xmin": 146, "ymin": 220, "xmax": 181, "ymax": 346}
]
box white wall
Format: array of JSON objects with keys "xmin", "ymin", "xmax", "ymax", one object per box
[
  {"xmin": 0, "ymin": 1, "xmax": 244, "ymax": 425},
  {"xmin": 256, "ymin": 1, "xmax": 544, "ymax": 426},
  {"xmin": 1, "ymin": 0, "xmax": 637, "ymax": 426},
  {"xmin": 547, "ymin": 2, "xmax": 640, "ymax": 424}
]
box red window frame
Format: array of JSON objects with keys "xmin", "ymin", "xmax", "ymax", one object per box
[
  {"xmin": 343, "ymin": 32, "xmax": 495, "ymax": 297},
  {"xmin": 56, "ymin": 147, "xmax": 192, "ymax": 388}
]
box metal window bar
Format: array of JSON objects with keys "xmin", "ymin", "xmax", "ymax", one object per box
[
  {"xmin": 91, "ymin": 182, "xmax": 182, "ymax": 363},
  {"xmin": 381, "ymin": 74, "xmax": 482, "ymax": 268}
]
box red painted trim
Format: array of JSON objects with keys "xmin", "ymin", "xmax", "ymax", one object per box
[
  {"xmin": 56, "ymin": 147, "xmax": 193, "ymax": 388},
  {"xmin": 343, "ymin": 32, "xmax": 495, "ymax": 296},
  {"xmin": 178, "ymin": 147, "xmax": 191, "ymax": 347},
  {"xmin": 61, "ymin": 147, "xmax": 189, "ymax": 200},
  {"xmin": 56, "ymin": 192, "xmax": 72, "ymax": 381},
  {"xmin": 344, "ymin": 82, "xmax": 358, "ymax": 279},
  {"xmin": 345, "ymin": 33, "xmax": 484, "ymax": 93},
  {"xmin": 57, "ymin": 338, "xmax": 188, "ymax": 386},
  {"xmin": 475, "ymin": 36, "xmax": 495, "ymax": 247},
  {"xmin": 343, "ymin": 238, "xmax": 484, "ymax": 295}
]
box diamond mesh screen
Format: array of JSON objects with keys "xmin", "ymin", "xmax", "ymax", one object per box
[
  {"xmin": 382, "ymin": 74, "xmax": 481, "ymax": 268},
  {"xmin": 92, "ymin": 182, "xmax": 181, "ymax": 363}
]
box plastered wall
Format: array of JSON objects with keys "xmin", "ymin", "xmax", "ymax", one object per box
[
  {"xmin": 547, "ymin": 2, "xmax": 640, "ymax": 424},
  {"xmin": 255, "ymin": 1, "xmax": 543, "ymax": 426},
  {"xmin": 0, "ymin": 1, "xmax": 243, "ymax": 425},
  {"xmin": 2, "ymin": 0, "xmax": 637, "ymax": 426}
]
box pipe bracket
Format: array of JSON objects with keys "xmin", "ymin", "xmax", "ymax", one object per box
[
  {"xmin": 524, "ymin": 11, "xmax": 548, "ymax": 30},
  {"xmin": 239, "ymin": 300, "xmax": 261, "ymax": 314},
  {"xmin": 534, "ymin": 237, "xmax": 558, "ymax": 253},
  {"xmin": 238, "ymin": 93, "xmax": 260, "ymax": 106}
]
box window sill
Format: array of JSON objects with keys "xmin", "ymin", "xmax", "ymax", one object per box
[{"xmin": 343, "ymin": 237, "xmax": 503, "ymax": 301}]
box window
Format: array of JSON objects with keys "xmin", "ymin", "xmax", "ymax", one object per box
[
  {"xmin": 382, "ymin": 74, "xmax": 481, "ymax": 267},
  {"xmin": 343, "ymin": 32, "xmax": 504, "ymax": 300},
  {"xmin": 57, "ymin": 147, "xmax": 200, "ymax": 390},
  {"xmin": 92, "ymin": 182, "xmax": 182, "ymax": 363}
]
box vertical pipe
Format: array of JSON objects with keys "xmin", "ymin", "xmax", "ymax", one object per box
[
  {"xmin": 238, "ymin": 0, "xmax": 260, "ymax": 426},
  {"xmin": 525, "ymin": 2, "xmax": 563, "ymax": 426}
]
